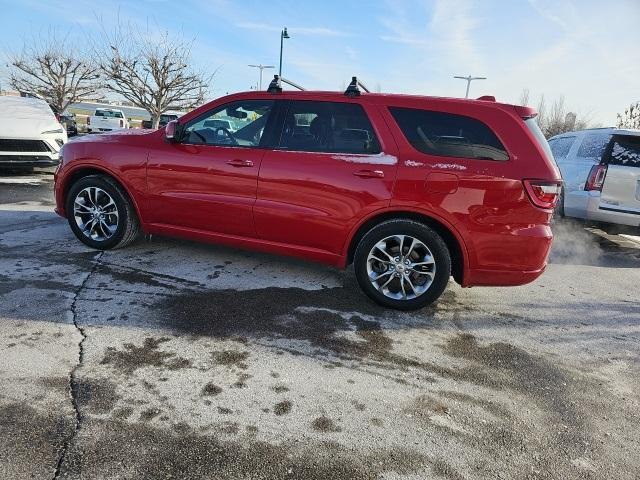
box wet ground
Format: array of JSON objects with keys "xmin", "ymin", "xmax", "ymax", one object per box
[{"xmin": 1, "ymin": 171, "xmax": 639, "ymax": 479}]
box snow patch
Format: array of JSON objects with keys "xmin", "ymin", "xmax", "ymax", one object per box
[
  {"xmin": 330, "ymin": 152, "xmax": 398, "ymax": 165},
  {"xmin": 432, "ymin": 163, "xmax": 467, "ymax": 171},
  {"xmin": 404, "ymin": 160, "xmax": 425, "ymax": 167}
]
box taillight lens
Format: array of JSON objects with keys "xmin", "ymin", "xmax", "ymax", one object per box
[
  {"xmin": 585, "ymin": 164, "xmax": 607, "ymax": 191},
  {"xmin": 523, "ymin": 179, "xmax": 562, "ymax": 209},
  {"xmin": 87, "ymin": 117, "xmax": 90, "ymax": 125},
  {"xmin": 119, "ymin": 119, "xmax": 124, "ymax": 127}
]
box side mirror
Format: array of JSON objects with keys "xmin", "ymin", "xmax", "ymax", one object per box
[{"xmin": 165, "ymin": 120, "xmax": 179, "ymax": 142}]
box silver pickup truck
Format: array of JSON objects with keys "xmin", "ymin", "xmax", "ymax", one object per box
[{"xmin": 583, "ymin": 130, "xmax": 640, "ymax": 227}]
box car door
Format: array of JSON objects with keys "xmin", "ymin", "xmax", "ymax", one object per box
[
  {"xmin": 600, "ymin": 134, "xmax": 640, "ymax": 217},
  {"xmin": 254, "ymin": 99, "xmax": 399, "ymax": 255},
  {"xmin": 146, "ymin": 99, "xmax": 276, "ymax": 237}
]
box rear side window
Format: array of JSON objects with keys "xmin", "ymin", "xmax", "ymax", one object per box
[
  {"xmin": 548, "ymin": 136, "xmax": 575, "ymax": 161},
  {"xmin": 389, "ymin": 107, "xmax": 508, "ymax": 161},
  {"xmin": 608, "ymin": 136, "xmax": 640, "ymax": 167},
  {"xmin": 279, "ymin": 101, "xmax": 380, "ymax": 154},
  {"xmin": 577, "ymin": 132, "xmax": 611, "ymax": 160}
]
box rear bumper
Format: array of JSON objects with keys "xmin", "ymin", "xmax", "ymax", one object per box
[
  {"xmin": 462, "ymin": 224, "xmax": 552, "ymax": 287},
  {"xmin": 565, "ymin": 190, "xmax": 640, "ymax": 227},
  {"xmin": 465, "ymin": 265, "xmax": 546, "ymax": 287}
]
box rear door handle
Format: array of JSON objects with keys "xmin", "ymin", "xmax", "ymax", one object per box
[
  {"xmin": 226, "ymin": 159, "xmax": 254, "ymax": 168},
  {"xmin": 353, "ymin": 169, "xmax": 384, "ymax": 178}
]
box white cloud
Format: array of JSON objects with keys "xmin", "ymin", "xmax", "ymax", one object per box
[{"xmin": 236, "ymin": 22, "xmax": 352, "ymax": 37}]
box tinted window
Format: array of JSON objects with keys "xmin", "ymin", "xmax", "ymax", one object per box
[
  {"xmin": 577, "ymin": 132, "xmax": 611, "ymax": 159},
  {"xmin": 548, "ymin": 136, "xmax": 576, "ymax": 161},
  {"xmin": 608, "ymin": 136, "xmax": 640, "ymax": 167},
  {"xmin": 279, "ymin": 101, "xmax": 380, "ymax": 154},
  {"xmin": 183, "ymin": 100, "xmax": 274, "ymax": 147},
  {"xmin": 390, "ymin": 107, "xmax": 508, "ymax": 161}
]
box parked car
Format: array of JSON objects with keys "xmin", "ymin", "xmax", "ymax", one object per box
[
  {"xmin": 87, "ymin": 108, "xmax": 129, "ymax": 133},
  {"xmin": 141, "ymin": 113, "xmax": 181, "ymax": 129},
  {"xmin": 59, "ymin": 113, "xmax": 78, "ymax": 137},
  {"xmin": 548, "ymin": 127, "xmax": 615, "ymax": 217},
  {"xmin": 571, "ymin": 130, "xmax": 640, "ymax": 227},
  {"xmin": 0, "ymin": 95, "xmax": 67, "ymax": 170},
  {"xmin": 54, "ymin": 84, "xmax": 560, "ymax": 309}
]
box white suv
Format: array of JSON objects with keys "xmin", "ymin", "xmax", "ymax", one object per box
[
  {"xmin": 0, "ymin": 96, "xmax": 67, "ymax": 170},
  {"xmin": 550, "ymin": 127, "xmax": 640, "ymax": 227}
]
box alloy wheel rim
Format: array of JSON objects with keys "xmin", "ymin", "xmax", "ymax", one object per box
[
  {"xmin": 73, "ymin": 187, "xmax": 119, "ymax": 241},
  {"xmin": 366, "ymin": 235, "xmax": 436, "ymax": 300}
]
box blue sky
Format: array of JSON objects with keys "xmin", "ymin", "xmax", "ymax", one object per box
[{"xmin": 1, "ymin": 0, "xmax": 638, "ymax": 125}]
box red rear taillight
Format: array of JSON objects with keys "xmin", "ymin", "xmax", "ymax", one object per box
[
  {"xmin": 585, "ymin": 164, "xmax": 607, "ymax": 191},
  {"xmin": 523, "ymin": 180, "xmax": 562, "ymax": 209}
]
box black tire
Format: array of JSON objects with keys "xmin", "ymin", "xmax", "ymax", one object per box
[
  {"xmin": 555, "ymin": 186, "xmax": 565, "ymax": 218},
  {"xmin": 66, "ymin": 174, "xmax": 141, "ymax": 250},
  {"xmin": 353, "ymin": 219, "xmax": 451, "ymax": 310}
]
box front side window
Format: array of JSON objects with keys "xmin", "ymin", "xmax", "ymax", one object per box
[
  {"xmin": 390, "ymin": 107, "xmax": 509, "ymax": 161},
  {"xmin": 548, "ymin": 136, "xmax": 576, "ymax": 161},
  {"xmin": 607, "ymin": 135, "xmax": 640, "ymax": 167},
  {"xmin": 182, "ymin": 100, "xmax": 274, "ymax": 147},
  {"xmin": 577, "ymin": 132, "xmax": 611, "ymax": 160},
  {"xmin": 278, "ymin": 101, "xmax": 380, "ymax": 154}
]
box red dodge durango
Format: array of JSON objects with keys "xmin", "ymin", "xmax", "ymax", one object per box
[{"xmin": 54, "ymin": 78, "xmax": 562, "ymax": 309}]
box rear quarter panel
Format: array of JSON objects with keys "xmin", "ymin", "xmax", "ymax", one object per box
[{"xmin": 376, "ymin": 97, "xmax": 555, "ymax": 275}]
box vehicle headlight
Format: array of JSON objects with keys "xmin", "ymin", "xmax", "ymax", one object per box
[
  {"xmin": 55, "ymin": 139, "xmax": 64, "ymax": 147},
  {"xmin": 42, "ymin": 128, "xmax": 65, "ymax": 134}
]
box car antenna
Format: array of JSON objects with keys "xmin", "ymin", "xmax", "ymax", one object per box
[
  {"xmin": 267, "ymin": 75, "xmax": 306, "ymax": 93},
  {"xmin": 344, "ymin": 76, "xmax": 370, "ymax": 97}
]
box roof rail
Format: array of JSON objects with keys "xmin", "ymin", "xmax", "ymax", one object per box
[
  {"xmin": 266, "ymin": 75, "xmax": 306, "ymax": 94},
  {"xmin": 344, "ymin": 77, "xmax": 370, "ymax": 97}
]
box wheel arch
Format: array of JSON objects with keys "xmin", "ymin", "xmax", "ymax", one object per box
[
  {"xmin": 61, "ymin": 165, "xmax": 145, "ymax": 228},
  {"xmin": 344, "ymin": 209, "xmax": 468, "ymax": 285}
]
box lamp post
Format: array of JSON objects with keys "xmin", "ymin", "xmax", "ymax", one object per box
[
  {"xmin": 453, "ymin": 75, "xmax": 487, "ymax": 98},
  {"xmin": 248, "ymin": 64, "xmax": 275, "ymax": 90},
  {"xmin": 279, "ymin": 27, "xmax": 290, "ymax": 77}
]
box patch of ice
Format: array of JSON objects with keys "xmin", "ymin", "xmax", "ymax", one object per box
[
  {"xmin": 432, "ymin": 163, "xmax": 467, "ymax": 171},
  {"xmin": 330, "ymin": 152, "xmax": 398, "ymax": 165},
  {"xmin": 404, "ymin": 160, "xmax": 425, "ymax": 167}
]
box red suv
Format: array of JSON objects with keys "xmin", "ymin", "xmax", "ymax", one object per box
[{"xmin": 54, "ymin": 79, "xmax": 561, "ymax": 309}]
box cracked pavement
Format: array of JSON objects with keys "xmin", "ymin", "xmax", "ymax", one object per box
[{"xmin": 1, "ymin": 171, "xmax": 639, "ymax": 479}]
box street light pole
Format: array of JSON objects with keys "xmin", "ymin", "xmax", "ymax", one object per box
[
  {"xmin": 279, "ymin": 27, "xmax": 290, "ymax": 77},
  {"xmin": 248, "ymin": 64, "xmax": 275, "ymax": 90},
  {"xmin": 453, "ymin": 75, "xmax": 487, "ymax": 98}
]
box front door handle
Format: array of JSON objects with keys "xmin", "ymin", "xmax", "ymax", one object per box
[
  {"xmin": 353, "ymin": 169, "xmax": 384, "ymax": 178},
  {"xmin": 226, "ymin": 159, "xmax": 254, "ymax": 168}
]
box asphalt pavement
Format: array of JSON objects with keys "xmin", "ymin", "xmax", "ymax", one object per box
[{"xmin": 1, "ymin": 170, "xmax": 639, "ymax": 479}]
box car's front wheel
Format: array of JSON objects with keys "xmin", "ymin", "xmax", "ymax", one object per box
[
  {"xmin": 353, "ymin": 219, "xmax": 451, "ymax": 310},
  {"xmin": 66, "ymin": 175, "xmax": 141, "ymax": 250}
]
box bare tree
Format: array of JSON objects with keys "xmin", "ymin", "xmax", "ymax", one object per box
[
  {"xmin": 96, "ymin": 21, "xmax": 211, "ymax": 128},
  {"xmin": 616, "ymin": 101, "xmax": 640, "ymax": 129},
  {"xmin": 8, "ymin": 31, "xmax": 100, "ymax": 112},
  {"xmin": 518, "ymin": 89, "xmax": 593, "ymax": 138}
]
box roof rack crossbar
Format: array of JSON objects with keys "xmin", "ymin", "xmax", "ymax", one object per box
[
  {"xmin": 266, "ymin": 75, "xmax": 306, "ymax": 94},
  {"xmin": 344, "ymin": 76, "xmax": 370, "ymax": 97}
]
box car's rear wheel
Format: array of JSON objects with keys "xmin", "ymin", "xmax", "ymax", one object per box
[
  {"xmin": 66, "ymin": 175, "xmax": 141, "ymax": 250},
  {"xmin": 354, "ymin": 219, "xmax": 451, "ymax": 310}
]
